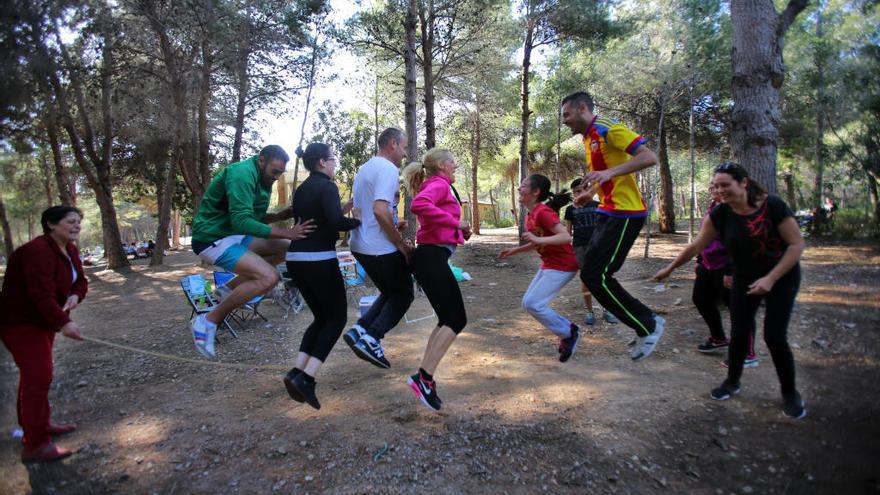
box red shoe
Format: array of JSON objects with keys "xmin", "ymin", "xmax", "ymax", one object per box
[
  {"xmin": 21, "ymin": 442, "xmax": 73, "ymax": 463},
  {"xmin": 47, "ymin": 423, "xmax": 77, "ymax": 436}
]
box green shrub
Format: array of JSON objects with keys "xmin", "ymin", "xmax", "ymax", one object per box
[
  {"xmin": 826, "ymin": 208, "xmax": 879, "ymax": 239},
  {"xmin": 484, "ymin": 217, "xmax": 515, "ymax": 228}
]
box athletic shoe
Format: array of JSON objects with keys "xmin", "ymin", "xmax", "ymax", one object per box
[
  {"xmin": 697, "ymin": 338, "xmax": 730, "ymax": 354},
  {"xmin": 721, "ymin": 356, "xmax": 759, "ymax": 369},
  {"xmin": 190, "ymin": 315, "xmax": 214, "ymax": 358},
  {"xmin": 343, "ymin": 325, "xmax": 366, "ymax": 350},
  {"xmin": 631, "ymin": 315, "xmax": 665, "ymax": 361},
  {"xmin": 21, "ymin": 442, "xmax": 73, "ymax": 463},
  {"xmin": 710, "ymin": 381, "xmax": 741, "ymax": 400},
  {"xmin": 407, "ymin": 373, "xmax": 441, "ymax": 411},
  {"xmin": 283, "ymin": 368, "xmax": 305, "ymax": 403},
  {"xmin": 353, "ymin": 335, "xmax": 391, "ymax": 369},
  {"xmin": 782, "ymin": 391, "xmax": 807, "ymax": 419},
  {"xmin": 558, "ymin": 324, "xmax": 581, "ymax": 363},
  {"xmin": 291, "ymin": 373, "xmax": 320, "ymax": 410},
  {"xmin": 604, "ymin": 311, "xmax": 619, "ymax": 324},
  {"xmin": 584, "ymin": 312, "xmax": 596, "ymax": 326}
]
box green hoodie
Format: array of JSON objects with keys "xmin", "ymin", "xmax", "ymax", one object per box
[{"xmin": 192, "ymin": 156, "xmax": 273, "ymax": 243}]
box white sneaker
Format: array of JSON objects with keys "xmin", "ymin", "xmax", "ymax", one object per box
[
  {"xmin": 203, "ymin": 318, "xmax": 217, "ymax": 358},
  {"xmin": 631, "ymin": 315, "xmax": 665, "ymax": 361},
  {"xmin": 190, "ymin": 315, "xmax": 212, "ymax": 358}
]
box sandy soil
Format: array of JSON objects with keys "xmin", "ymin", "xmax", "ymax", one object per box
[{"xmin": 1, "ymin": 228, "xmax": 878, "ymax": 494}]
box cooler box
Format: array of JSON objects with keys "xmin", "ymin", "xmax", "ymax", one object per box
[{"xmin": 359, "ymin": 295, "xmax": 378, "ymax": 318}]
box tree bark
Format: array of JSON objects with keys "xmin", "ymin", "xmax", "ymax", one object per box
[
  {"xmin": 867, "ymin": 170, "xmax": 880, "ymax": 225},
  {"xmin": 730, "ymin": 0, "xmax": 808, "ymax": 193},
  {"xmin": 783, "ymin": 171, "xmax": 797, "ymax": 210},
  {"xmin": 657, "ymin": 116, "xmax": 676, "ymax": 233},
  {"xmin": 518, "ymin": 16, "xmax": 534, "ymax": 239},
  {"xmin": 39, "ymin": 149, "xmax": 55, "ymax": 207},
  {"xmin": 811, "ymin": 4, "xmax": 826, "ymax": 234},
  {"xmin": 0, "ymin": 196, "xmax": 14, "ymax": 257},
  {"xmin": 46, "ymin": 117, "xmax": 76, "ymax": 206},
  {"xmin": 232, "ymin": 55, "xmax": 249, "ymax": 163},
  {"xmin": 419, "ymin": 0, "xmax": 437, "ymax": 150},
  {"xmin": 172, "ymin": 208, "xmax": 181, "ymax": 248},
  {"xmin": 403, "ymin": 0, "xmax": 420, "ymax": 240},
  {"xmin": 197, "ymin": 39, "xmax": 213, "ymax": 189},
  {"xmin": 470, "ymin": 97, "xmax": 482, "ymax": 235},
  {"xmin": 151, "ymin": 152, "xmax": 175, "ymax": 266}
]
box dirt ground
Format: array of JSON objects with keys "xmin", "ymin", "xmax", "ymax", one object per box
[{"xmin": 1, "ymin": 228, "xmax": 879, "ymax": 495}]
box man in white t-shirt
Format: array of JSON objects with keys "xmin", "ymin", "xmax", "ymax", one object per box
[{"xmin": 342, "ymin": 127, "xmax": 414, "ymax": 369}]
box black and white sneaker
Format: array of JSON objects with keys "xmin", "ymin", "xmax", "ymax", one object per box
[
  {"xmin": 343, "ymin": 325, "xmax": 366, "ymax": 350},
  {"xmin": 353, "ymin": 335, "xmax": 391, "ymax": 369},
  {"xmin": 408, "ymin": 373, "xmax": 441, "ymax": 411},
  {"xmin": 782, "ymin": 391, "xmax": 807, "ymax": 419},
  {"xmin": 710, "ymin": 381, "xmax": 741, "ymax": 401},
  {"xmin": 558, "ymin": 324, "xmax": 581, "ymax": 363}
]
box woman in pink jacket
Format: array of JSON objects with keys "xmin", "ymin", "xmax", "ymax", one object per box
[{"xmin": 401, "ymin": 149, "xmax": 471, "ymax": 411}]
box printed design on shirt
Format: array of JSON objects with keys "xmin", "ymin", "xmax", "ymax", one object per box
[
  {"xmin": 527, "ymin": 215, "xmax": 546, "ymax": 255},
  {"xmin": 745, "ymin": 201, "xmax": 783, "ymax": 261}
]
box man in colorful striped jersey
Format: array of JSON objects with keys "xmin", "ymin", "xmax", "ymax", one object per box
[{"xmin": 561, "ymin": 91, "xmax": 666, "ymax": 361}]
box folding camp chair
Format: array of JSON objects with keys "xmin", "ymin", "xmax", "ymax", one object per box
[
  {"xmin": 212, "ymin": 271, "xmax": 269, "ymax": 325},
  {"xmin": 337, "ymin": 251, "xmax": 373, "ymax": 306},
  {"xmin": 270, "ymin": 264, "xmax": 306, "ymax": 319},
  {"xmin": 180, "ymin": 274, "xmax": 238, "ymax": 338}
]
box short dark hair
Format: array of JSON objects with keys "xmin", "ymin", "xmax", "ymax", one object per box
[
  {"xmin": 41, "ymin": 205, "xmax": 83, "ymax": 234},
  {"xmin": 561, "ymin": 91, "xmax": 595, "ymax": 112},
  {"xmin": 377, "ymin": 127, "xmax": 405, "ymax": 149},
  {"xmin": 297, "ymin": 142, "xmax": 332, "ymax": 172},
  {"xmin": 259, "ymin": 144, "xmax": 290, "ymax": 164},
  {"xmin": 570, "ymin": 178, "xmax": 583, "ymax": 190}
]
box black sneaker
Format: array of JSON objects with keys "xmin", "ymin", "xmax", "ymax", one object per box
[
  {"xmin": 558, "ymin": 324, "xmax": 581, "ymax": 363},
  {"xmin": 343, "ymin": 326, "xmax": 364, "ymax": 350},
  {"xmin": 782, "ymin": 391, "xmax": 807, "ymax": 419},
  {"xmin": 291, "ymin": 373, "xmax": 321, "ymax": 410},
  {"xmin": 710, "ymin": 381, "xmax": 741, "ymax": 401},
  {"xmin": 283, "ymin": 368, "xmax": 305, "ymax": 403},
  {"xmin": 407, "ymin": 373, "xmax": 441, "ymax": 411},
  {"xmin": 352, "ymin": 335, "xmax": 391, "ymax": 368},
  {"xmin": 697, "ymin": 338, "xmax": 729, "ymax": 354}
]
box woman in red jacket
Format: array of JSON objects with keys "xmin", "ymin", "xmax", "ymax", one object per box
[{"xmin": 0, "ymin": 205, "xmax": 88, "ymax": 462}]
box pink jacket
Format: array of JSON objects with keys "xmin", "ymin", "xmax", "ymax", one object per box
[{"xmin": 412, "ymin": 175, "xmax": 465, "ymax": 246}]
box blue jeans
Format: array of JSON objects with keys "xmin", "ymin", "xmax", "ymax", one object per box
[{"xmin": 522, "ymin": 269, "xmax": 577, "ymax": 338}]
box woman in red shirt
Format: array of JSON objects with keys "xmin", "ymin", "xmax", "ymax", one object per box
[
  {"xmin": 499, "ymin": 174, "xmax": 581, "ymax": 362},
  {"xmin": 1, "ymin": 206, "xmax": 88, "ymax": 462}
]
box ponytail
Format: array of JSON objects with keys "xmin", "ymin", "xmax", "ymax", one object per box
[
  {"xmin": 402, "ymin": 148, "xmax": 455, "ymax": 195},
  {"xmin": 526, "ymin": 174, "xmax": 572, "ymax": 212}
]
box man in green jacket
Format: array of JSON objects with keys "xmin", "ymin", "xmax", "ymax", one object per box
[{"xmin": 189, "ymin": 145, "xmax": 313, "ymax": 358}]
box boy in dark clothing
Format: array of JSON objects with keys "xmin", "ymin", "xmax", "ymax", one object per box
[{"xmin": 564, "ymin": 178, "xmax": 618, "ymax": 325}]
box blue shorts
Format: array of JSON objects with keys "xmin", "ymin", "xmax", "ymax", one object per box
[{"xmin": 193, "ymin": 235, "xmax": 254, "ymax": 271}]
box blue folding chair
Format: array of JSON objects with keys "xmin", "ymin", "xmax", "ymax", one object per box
[{"xmin": 213, "ymin": 271, "xmax": 269, "ymax": 325}]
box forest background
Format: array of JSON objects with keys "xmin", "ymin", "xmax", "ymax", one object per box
[{"xmin": 1, "ymin": 0, "xmax": 878, "ymax": 271}]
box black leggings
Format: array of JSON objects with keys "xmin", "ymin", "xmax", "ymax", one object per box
[
  {"xmin": 727, "ymin": 265, "xmax": 801, "ymax": 394},
  {"xmin": 693, "ymin": 265, "xmax": 730, "ymax": 341},
  {"xmin": 286, "ymin": 258, "xmax": 348, "ymax": 362},
  {"xmin": 409, "ymin": 245, "xmax": 467, "ymax": 334}
]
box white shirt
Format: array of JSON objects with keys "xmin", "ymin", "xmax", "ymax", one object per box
[{"xmin": 349, "ymin": 156, "xmax": 401, "ymax": 256}]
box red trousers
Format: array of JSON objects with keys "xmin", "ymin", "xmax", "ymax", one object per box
[{"xmin": 1, "ymin": 325, "xmax": 56, "ymax": 448}]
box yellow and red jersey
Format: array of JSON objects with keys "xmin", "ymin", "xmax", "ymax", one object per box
[{"xmin": 582, "ymin": 116, "xmax": 648, "ymax": 217}]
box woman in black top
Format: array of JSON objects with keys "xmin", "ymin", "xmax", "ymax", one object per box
[
  {"xmin": 283, "ymin": 143, "xmax": 361, "ymax": 410},
  {"xmin": 654, "ymin": 162, "xmax": 806, "ymax": 419}
]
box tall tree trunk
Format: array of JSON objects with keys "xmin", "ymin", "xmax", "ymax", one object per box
[
  {"xmin": 151, "ymin": 153, "xmax": 175, "ymax": 266},
  {"xmin": 518, "ymin": 18, "xmax": 535, "ymax": 239},
  {"xmin": 811, "ymin": 4, "xmax": 826, "ymax": 234},
  {"xmin": 783, "ymin": 170, "xmax": 797, "ymax": 210},
  {"xmin": 198, "ymin": 42, "xmax": 212, "ymax": 190},
  {"xmin": 657, "ymin": 113, "xmax": 676, "ymax": 233},
  {"xmin": 419, "ymin": 0, "xmax": 437, "ymax": 150},
  {"xmin": 470, "ymin": 99, "xmax": 482, "ymax": 235},
  {"xmin": 730, "ymin": 0, "xmax": 808, "ymax": 192},
  {"xmin": 172, "ymin": 208, "xmax": 181, "ymax": 248},
  {"xmin": 46, "ymin": 117, "xmax": 76, "ymax": 206},
  {"xmin": 867, "ymin": 171, "xmax": 880, "ymax": 225},
  {"xmin": 232, "ymin": 55, "xmax": 249, "ymax": 163},
  {"xmin": 510, "ymin": 174, "xmax": 518, "ymax": 222},
  {"xmin": 402, "ymin": 0, "xmax": 420, "ymax": 240},
  {"xmin": 0, "ymin": 196, "xmax": 14, "ymax": 257}
]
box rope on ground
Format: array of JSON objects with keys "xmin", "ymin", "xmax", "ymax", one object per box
[{"xmin": 80, "ymin": 335, "xmax": 289, "ymax": 372}]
